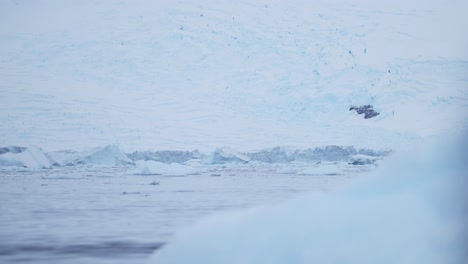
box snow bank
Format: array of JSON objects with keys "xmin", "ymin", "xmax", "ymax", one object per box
[
  {"xmin": 131, "ymin": 160, "xmax": 199, "ymax": 176},
  {"xmin": 0, "ymin": 145, "xmax": 52, "ymax": 169},
  {"xmin": 148, "ymin": 140, "xmax": 467, "ymax": 264}
]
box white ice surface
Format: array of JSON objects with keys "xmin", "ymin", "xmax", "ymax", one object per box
[{"xmin": 1, "ymin": 0, "xmax": 467, "ymax": 152}]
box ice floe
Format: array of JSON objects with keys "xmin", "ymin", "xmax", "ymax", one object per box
[
  {"xmin": 131, "ymin": 160, "xmax": 199, "ymax": 176},
  {"xmin": 0, "ymin": 145, "xmax": 52, "ymax": 169}
]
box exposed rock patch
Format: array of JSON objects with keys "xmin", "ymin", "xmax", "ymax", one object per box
[{"xmin": 350, "ymin": 105, "xmax": 380, "ymax": 119}]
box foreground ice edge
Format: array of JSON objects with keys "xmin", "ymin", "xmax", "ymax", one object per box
[{"xmin": 147, "ymin": 139, "xmax": 468, "ymax": 264}]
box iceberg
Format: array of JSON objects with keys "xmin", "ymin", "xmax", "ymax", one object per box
[
  {"xmin": 349, "ymin": 154, "xmax": 382, "ymax": 165},
  {"xmin": 245, "ymin": 146, "xmax": 390, "ymax": 164},
  {"xmin": 127, "ymin": 150, "xmax": 200, "ymax": 164},
  {"xmin": 0, "ymin": 145, "xmax": 52, "ymax": 169},
  {"xmin": 0, "ymin": 146, "xmax": 26, "ymax": 155},
  {"xmin": 205, "ymin": 147, "xmax": 250, "ymax": 164},
  {"xmin": 148, "ymin": 141, "xmax": 467, "ymax": 264},
  {"xmin": 131, "ymin": 160, "xmax": 199, "ymax": 176},
  {"xmin": 246, "ymin": 147, "xmax": 295, "ymax": 163},
  {"xmin": 46, "ymin": 150, "xmax": 82, "ymax": 166},
  {"xmin": 74, "ymin": 145, "xmax": 133, "ymax": 166}
]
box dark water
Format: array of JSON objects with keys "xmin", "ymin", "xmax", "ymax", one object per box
[
  {"xmin": 0, "ymin": 166, "xmax": 361, "ymax": 263},
  {"xmin": 0, "ymin": 241, "xmax": 164, "ymax": 263}
]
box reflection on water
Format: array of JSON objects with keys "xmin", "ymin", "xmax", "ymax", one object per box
[{"xmin": 0, "ymin": 241, "xmax": 164, "ymax": 263}]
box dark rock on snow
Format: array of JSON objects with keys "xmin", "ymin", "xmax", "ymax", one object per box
[{"xmin": 350, "ymin": 105, "xmax": 380, "ymax": 119}]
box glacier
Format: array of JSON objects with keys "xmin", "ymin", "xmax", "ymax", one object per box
[{"xmin": 1, "ymin": 0, "xmax": 466, "ymax": 152}]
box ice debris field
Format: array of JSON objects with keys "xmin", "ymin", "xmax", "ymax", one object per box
[{"xmin": 1, "ymin": 0, "xmax": 467, "ymax": 263}]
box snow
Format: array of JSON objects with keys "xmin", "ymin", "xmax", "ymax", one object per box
[
  {"xmin": 0, "ymin": 0, "xmax": 466, "ymax": 152},
  {"xmin": 148, "ymin": 138, "xmax": 468, "ymax": 264}
]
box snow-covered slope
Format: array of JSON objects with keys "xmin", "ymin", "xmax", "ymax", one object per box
[{"xmin": 1, "ymin": 0, "xmax": 466, "ymax": 152}]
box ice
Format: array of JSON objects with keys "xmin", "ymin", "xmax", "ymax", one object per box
[
  {"xmin": 296, "ymin": 165, "xmax": 342, "ymax": 176},
  {"xmin": 246, "ymin": 147, "xmax": 295, "ymax": 163},
  {"xmin": 204, "ymin": 147, "xmax": 250, "ymax": 165},
  {"xmin": 0, "ymin": 1, "xmax": 466, "ymax": 152},
  {"xmin": 42, "ymin": 172, "xmax": 84, "ymax": 180},
  {"xmin": 127, "ymin": 150, "xmax": 200, "ymax": 164},
  {"xmin": 294, "ymin": 146, "xmax": 360, "ymax": 162},
  {"xmin": 198, "ymin": 146, "xmax": 389, "ymax": 165},
  {"xmin": 0, "ymin": 145, "xmax": 52, "ymax": 169},
  {"xmin": 148, "ymin": 140, "xmax": 468, "ymax": 264},
  {"xmin": 0, "ymin": 146, "xmax": 26, "ymax": 155},
  {"xmin": 0, "ymin": 144, "xmax": 389, "ymax": 170},
  {"xmin": 246, "ymin": 146, "xmax": 390, "ymax": 164},
  {"xmin": 74, "ymin": 145, "xmax": 133, "ymax": 167},
  {"xmin": 131, "ymin": 160, "xmax": 199, "ymax": 176},
  {"xmin": 349, "ymin": 154, "xmax": 381, "ymax": 165},
  {"xmin": 46, "ymin": 150, "xmax": 81, "ymax": 166},
  {"xmin": 0, "ymin": 0, "xmax": 466, "ymax": 263},
  {"xmin": 45, "ymin": 145, "xmax": 132, "ymax": 167},
  {"xmin": 275, "ymin": 166, "xmax": 299, "ymax": 175},
  {"xmin": 46, "ymin": 150, "xmax": 82, "ymax": 166}
]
